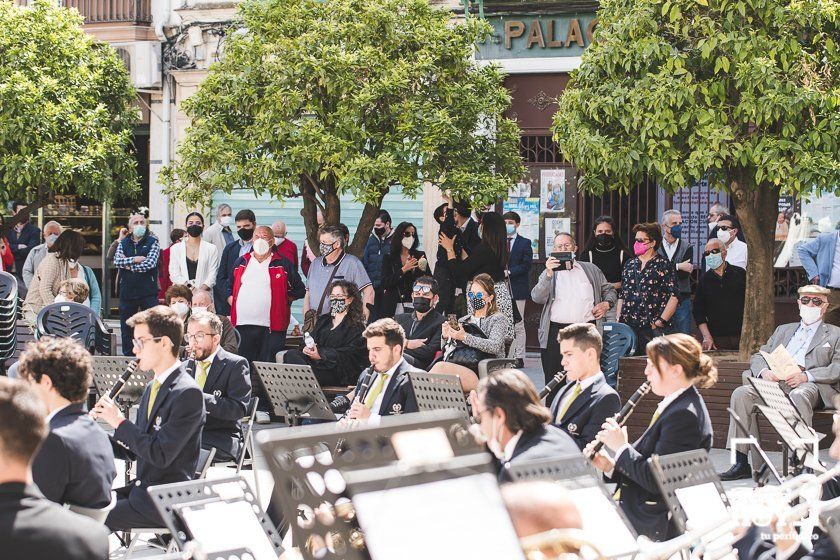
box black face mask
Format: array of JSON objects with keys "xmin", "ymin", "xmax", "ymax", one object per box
[
  {"xmin": 187, "ymin": 224, "xmax": 204, "ymax": 238},
  {"xmin": 595, "ymin": 233, "xmax": 614, "ymax": 248},
  {"xmin": 238, "ymin": 227, "xmax": 254, "ymax": 241},
  {"xmin": 412, "ymin": 297, "xmax": 432, "ymax": 313},
  {"xmin": 374, "ymin": 226, "xmax": 387, "ymax": 237}
]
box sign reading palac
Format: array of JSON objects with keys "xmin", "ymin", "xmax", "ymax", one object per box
[{"xmin": 477, "ymin": 15, "xmax": 598, "ymax": 59}]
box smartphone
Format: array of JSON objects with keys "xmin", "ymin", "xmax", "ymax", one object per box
[
  {"xmin": 447, "ymin": 314, "xmax": 459, "ymax": 330},
  {"xmin": 549, "ymin": 251, "xmax": 574, "ymax": 270}
]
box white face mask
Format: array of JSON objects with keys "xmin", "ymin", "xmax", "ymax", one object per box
[
  {"xmin": 219, "ymin": 216, "xmax": 233, "ymax": 227},
  {"xmin": 708, "ymin": 221, "xmax": 717, "ymax": 231},
  {"xmin": 716, "ymin": 229, "xmax": 732, "ymax": 244},
  {"xmin": 67, "ymin": 259, "xmax": 78, "ymax": 270},
  {"xmin": 192, "ymin": 306, "xmax": 208, "ymax": 314},
  {"xmin": 799, "ymin": 304, "xmax": 823, "ymax": 325},
  {"xmin": 253, "ymin": 238, "xmax": 271, "ymax": 256},
  {"xmin": 54, "ymin": 295, "xmax": 68, "ymax": 303},
  {"xmin": 402, "ymin": 236, "xmax": 414, "ymax": 250},
  {"xmin": 171, "ymin": 302, "xmax": 190, "ymax": 318},
  {"xmin": 274, "ymin": 236, "xmax": 285, "ymax": 245}
]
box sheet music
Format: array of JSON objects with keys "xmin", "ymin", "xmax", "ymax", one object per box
[
  {"xmin": 569, "ymin": 486, "xmax": 638, "ymax": 558},
  {"xmin": 179, "ymin": 500, "xmax": 276, "ymax": 560},
  {"xmin": 352, "ymin": 473, "xmax": 526, "ymax": 560},
  {"xmin": 674, "ymin": 483, "xmax": 730, "ymax": 528},
  {"xmin": 760, "ymin": 345, "xmax": 801, "ymax": 380}
]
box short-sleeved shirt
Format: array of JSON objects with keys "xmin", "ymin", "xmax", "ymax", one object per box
[
  {"xmin": 307, "ymin": 252, "xmax": 372, "ymax": 316},
  {"xmin": 618, "ymin": 254, "xmax": 678, "ymax": 328}
]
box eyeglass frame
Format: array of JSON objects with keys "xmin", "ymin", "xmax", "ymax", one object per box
[
  {"xmin": 703, "ymin": 248, "xmax": 722, "ymax": 257},
  {"xmin": 184, "ymin": 331, "xmax": 218, "ymax": 343},
  {"xmin": 133, "ymin": 336, "xmax": 165, "ymax": 350},
  {"xmin": 412, "ymin": 284, "xmax": 433, "ymax": 295},
  {"xmin": 799, "ymin": 296, "xmax": 828, "ymax": 306}
]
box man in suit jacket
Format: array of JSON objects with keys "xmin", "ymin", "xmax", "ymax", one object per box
[
  {"xmin": 469, "ymin": 368, "xmax": 580, "ymax": 482},
  {"xmin": 550, "ymin": 323, "xmax": 621, "ymax": 450},
  {"xmin": 395, "ymin": 275, "xmax": 445, "ymax": 371},
  {"xmin": 6, "ymin": 202, "xmax": 41, "ymax": 278},
  {"xmin": 18, "ymin": 338, "xmax": 115, "ymax": 508},
  {"xmin": 0, "ymin": 377, "xmax": 109, "ymax": 560},
  {"xmin": 91, "ymin": 306, "xmax": 206, "ymax": 530},
  {"xmin": 202, "ymin": 204, "xmax": 235, "ymax": 256},
  {"xmin": 798, "ymin": 229, "xmax": 840, "ymax": 327},
  {"xmin": 344, "ymin": 318, "xmax": 420, "ymax": 421},
  {"xmin": 186, "ymin": 311, "xmax": 251, "ymax": 462},
  {"xmin": 504, "ymin": 211, "xmax": 534, "ymax": 366},
  {"xmin": 721, "ymin": 284, "xmax": 840, "ymax": 481},
  {"xmin": 657, "ymin": 210, "xmax": 694, "ymax": 335},
  {"xmin": 215, "ymin": 209, "xmax": 256, "ymax": 316}
]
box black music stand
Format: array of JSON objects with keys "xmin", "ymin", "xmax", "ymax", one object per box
[
  {"xmin": 409, "ymin": 372, "xmax": 470, "ymax": 421},
  {"xmin": 505, "ymin": 455, "xmax": 639, "ymax": 559},
  {"xmin": 257, "ymin": 409, "xmax": 481, "ymax": 560},
  {"xmin": 727, "ymin": 407, "xmax": 782, "ymax": 485},
  {"xmin": 91, "ymin": 356, "xmax": 153, "ymax": 484},
  {"xmin": 648, "ymin": 449, "xmax": 731, "ymax": 535},
  {"xmin": 756, "ymin": 404, "xmax": 824, "ymax": 475},
  {"xmin": 147, "ymin": 476, "xmax": 283, "ymax": 559},
  {"xmin": 253, "ymin": 362, "xmax": 336, "ymax": 426}
]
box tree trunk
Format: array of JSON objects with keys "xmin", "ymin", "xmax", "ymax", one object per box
[
  {"xmin": 300, "ymin": 176, "xmax": 320, "ymax": 256},
  {"xmin": 728, "ymin": 173, "xmax": 779, "ymax": 360},
  {"xmin": 0, "ymin": 194, "xmax": 47, "ymax": 237},
  {"xmin": 349, "ymin": 192, "xmax": 387, "ymax": 257}
]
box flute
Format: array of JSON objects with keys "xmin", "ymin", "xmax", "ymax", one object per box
[
  {"xmin": 587, "ymin": 381, "xmax": 651, "ymax": 459},
  {"xmin": 538, "ymin": 371, "xmax": 567, "ymax": 400}
]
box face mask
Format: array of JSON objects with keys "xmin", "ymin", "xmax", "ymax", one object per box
[
  {"xmin": 402, "ymin": 236, "xmax": 414, "ymax": 250},
  {"xmin": 330, "ymin": 298, "xmax": 347, "ymax": 316},
  {"xmin": 705, "ymin": 252, "xmax": 724, "ymax": 270},
  {"xmin": 319, "ymin": 242, "xmax": 336, "ymax": 257},
  {"xmin": 275, "ymin": 236, "xmax": 285, "ymax": 245},
  {"xmin": 253, "ymin": 238, "xmax": 270, "ymax": 256},
  {"xmin": 171, "ymin": 302, "xmax": 189, "ymax": 318},
  {"xmin": 633, "ymin": 241, "xmax": 649, "ymax": 256},
  {"xmin": 800, "ymin": 304, "xmax": 822, "ymax": 325},
  {"xmin": 506, "ymin": 224, "xmax": 516, "ymax": 236},
  {"xmin": 708, "ymin": 221, "xmax": 718, "ymax": 231},
  {"xmin": 192, "ymin": 306, "xmax": 208, "ymax": 314},
  {"xmin": 67, "ymin": 259, "xmax": 78, "ymax": 270},
  {"xmin": 486, "ymin": 416, "xmax": 504, "ymax": 460},
  {"xmin": 46, "ymin": 234, "xmax": 58, "ymax": 246},
  {"xmin": 374, "ymin": 226, "xmax": 387, "ymax": 237},
  {"xmin": 132, "ymin": 225, "xmax": 146, "ymax": 238},
  {"xmin": 412, "ymin": 297, "xmax": 432, "ymax": 313},
  {"xmin": 219, "ymin": 216, "xmax": 233, "ymax": 227},
  {"xmin": 669, "ymin": 224, "xmax": 682, "ymax": 239},
  {"xmin": 595, "ymin": 233, "xmax": 613, "ymax": 248},
  {"xmin": 238, "ymin": 227, "xmax": 254, "ymax": 242},
  {"xmin": 54, "ymin": 295, "xmax": 68, "ymax": 303},
  {"xmin": 716, "ymin": 229, "xmax": 732, "ymax": 244},
  {"xmin": 469, "ymin": 293, "xmax": 486, "ymax": 311},
  {"xmin": 187, "ymin": 224, "xmax": 204, "ymax": 238}
]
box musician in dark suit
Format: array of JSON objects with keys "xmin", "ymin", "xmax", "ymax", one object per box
[
  {"xmin": 185, "ymin": 311, "xmax": 251, "ymax": 462},
  {"xmin": 395, "ymin": 275, "xmax": 445, "ymax": 371},
  {"xmin": 344, "ymin": 318, "xmax": 420, "ymax": 421},
  {"xmin": 469, "ymin": 368, "xmax": 580, "ymax": 482},
  {"xmin": 0, "ymin": 377, "xmax": 109, "ymax": 560},
  {"xmin": 91, "ymin": 305, "xmax": 206, "ymax": 530},
  {"xmin": 588, "ymin": 333, "xmax": 715, "ymax": 541},
  {"xmin": 17, "ymin": 338, "xmax": 115, "ymax": 508},
  {"xmin": 550, "ymin": 323, "xmax": 621, "ymax": 449}
]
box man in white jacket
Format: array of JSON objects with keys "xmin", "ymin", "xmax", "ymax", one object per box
[{"xmin": 202, "ymin": 204, "xmax": 234, "ymax": 256}]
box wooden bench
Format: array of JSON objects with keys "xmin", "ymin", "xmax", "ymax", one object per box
[{"xmin": 617, "ymin": 357, "xmax": 836, "ymax": 450}]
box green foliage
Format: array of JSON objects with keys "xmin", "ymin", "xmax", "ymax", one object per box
[
  {"xmin": 553, "ymin": 0, "xmax": 839, "ymax": 196},
  {"xmin": 0, "ymin": 0, "xmax": 139, "ymax": 207},
  {"xmin": 162, "ymin": 0, "xmax": 524, "ymax": 211}
]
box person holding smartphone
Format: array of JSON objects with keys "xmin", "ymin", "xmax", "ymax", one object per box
[{"xmin": 531, "ymin": 233, "xmax": 617, "ymax": 402}]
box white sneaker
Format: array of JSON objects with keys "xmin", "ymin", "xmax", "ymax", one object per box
[{"xmin": 255, "ymin": 411, "xmax": 271, "ymax": 424}]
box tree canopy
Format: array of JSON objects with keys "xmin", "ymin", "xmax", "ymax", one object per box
[
  {"xmin": 0, "ymin": 0, "xmax": 139, "ymax": 219},
  {"xmin": 162, "ymin": 0, "xmax": 524, "ymax": 254}
]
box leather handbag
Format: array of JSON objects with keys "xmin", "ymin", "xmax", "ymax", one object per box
[{"xmin": 443, "ymin": 321, "xmax": 495, "ymax": 371}]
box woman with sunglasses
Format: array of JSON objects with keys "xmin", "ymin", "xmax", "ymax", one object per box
[
  {"xmin": 615, "ymin": 222, "xmax": 679, "ymax": 348},
  {"xmin": 429, "ymin": 273, "xmax": 512, "ymax": 392},
  {"xmin": 282, "ymin": 280, "xmax": 368, "ymax": 386},
  {"xmin": 379, "ymin": 222, "xmax": 428, "ymax": 317}
]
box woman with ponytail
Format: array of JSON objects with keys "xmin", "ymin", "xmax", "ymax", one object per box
[{"xmin": 587, "ymin": 333, "xmax": 715, "ymax": 541}]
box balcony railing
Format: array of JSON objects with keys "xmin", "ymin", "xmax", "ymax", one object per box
[{"xmin": 61, "ymin": 0, "xmax": 152, "ymax": 24}]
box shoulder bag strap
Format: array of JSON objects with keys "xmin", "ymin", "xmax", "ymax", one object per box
[{"xmin": 316, "ymin": 264, "xmax": 341, "ymax": 315}]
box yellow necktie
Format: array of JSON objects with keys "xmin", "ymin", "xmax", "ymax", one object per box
[
  {"xmin": 364, "ymin": 373, "xmax": 391, "ymax": 408},
  {"xmin": 649, "ymin": 409, "xmax": 661, "ymax": 427},
  {"xmin": 557, "ymin": 383, "xmax": 582, "ymax": 421},
  {"xmin": 196, "ymin": 361, "xmax": 211, "ymax": 389},
  {"xmin": 147, "ymin": 379, "xmax": 161, "ymax": 419}
]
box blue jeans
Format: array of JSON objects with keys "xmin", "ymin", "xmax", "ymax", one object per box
[
  {"xmin": 119, "ymin": 294, "xmax": 160, "ymax": 356},
  {"xmin": 670, "ymin": 298, "xmax": 693, "ymax": 335}
]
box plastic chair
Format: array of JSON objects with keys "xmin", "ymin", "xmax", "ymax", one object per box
[
  {"xmin": 477, "ymin": 358, "xmax": 519, "ymax": 380},
  {"xmin": 0, "ymin": 272, "xmax": 19, "ymax": 371},
  {"xmin": 0, "ymin": 271, "xmax": 18, "ymax": 300},
  {"xmin": 600, "ymin": 322, "xmax": 637, "ymax": 388},
  {"xmin": 66, "ymin": 491, "xmax": 117, "ymax": 525},
  {"xmin": 214, "ymin": 398, "xmax": 261, "ymax": 504},
  {"xmin": 35, "ymin": 301, "xmax": 113, "ymax": 355}
]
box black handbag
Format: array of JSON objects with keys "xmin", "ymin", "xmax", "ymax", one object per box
[{"xmin": 444, "ymin": 321, "xmax": 495, "ymax": 371}]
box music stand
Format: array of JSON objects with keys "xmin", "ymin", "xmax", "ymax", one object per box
[
  {"xmin": 505, "ymin": 455, "xmax": 639, "ymax": 559},
  {"xmin": 147, "ymin": 476, "xmax": 283, "ymax": 559},
  {"xmin": 257, "ymin": 409, "xmax": 481, "ymax": 560},
  {"xmin": 648, "ymin": 449, "xmax": 732, "ymax": 535},
  {"xmin": 756, "ymin": 405, "xmax": 824, "ymax": 474},
  {"xmin": 252, "ymin": 362, "xmax": 336, "ymax": 425},
  {"xmin": 727, "ymin": 407, "xmax": 782, "ymax": 485},
  {"xmin": 409, "ymin": 372, "xmax": 470, "ymax": 421}
]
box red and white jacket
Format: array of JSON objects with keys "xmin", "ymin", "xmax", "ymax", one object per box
[{"xmin": 230, "ymin": 248, "xmax": 305, "ymax": 332}]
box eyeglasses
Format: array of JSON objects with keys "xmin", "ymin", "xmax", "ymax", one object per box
[
  {"xmin": 403, "ymin": 231, "xmax": 415, "ymax": 238},
  {"xmin": 799, "ymin": 296, "xmax": 827, "ymax": 306},
  {"xmin": 412, "ymin": 285, "xmax": 433, "ymax": 294},
  {"xmin": 184, "ymin": 332, "xmax": 216, "ymax": 343},
  {"xmin": 703, "ymin": 248, "xmax": 722, "ymax": 257},
  {"xmin": 554, "ymin": 243, "xmax": 574, "ymax": 250},
  {"xmin": 467, "ymin": 291, "xmax": 485, "ymax": 299},
  {"xmin": 132, "ymin": 336, "xmax": 164, "ymax": 349},
  {"xmin": 330, "ymin": 297, "xmax": 346, "ymax": 302},
  {"xmin": 717, "ymin": 225, "xmax": 733, "ymax": 231},
  {"xmin": 634, "ymin": 238, "xmax": 650, "ymax": 244}
]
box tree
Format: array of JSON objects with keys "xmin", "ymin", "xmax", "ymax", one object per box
[
  {"xmin": 0, "ymin": 0, "xmax": 139, "ymax": 230},
  {"xmin": 552, "ymin": 0, "xmax": 839, "ymax": 357},
  {"xmin": 162, "ymin": 0, "xmax": 523, "ymax": 256}
]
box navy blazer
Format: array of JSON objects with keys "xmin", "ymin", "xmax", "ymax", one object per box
[
  {"xmin": 111, "ymin": 364, "xmax": 206, "ymax": 519},
  {"xmin": 214, "ymin": 239, "xmax": 247, "ymax": 315},
  {"xmin": 31, "ymin": 402, "xmax": 116, "ymax": 509},
  {"xmin": 396, "ymin": 310, "xmax": 445, "ymax": 371},
  {"xmin": 354, "ymin": 359, "xmax": 420, "ymax": 417},
  {"xmin": 498, "ymin": 424, "xmax": 581, "ymax": 482},
  {"xmin": 7, "ymin": 222, "xmax": 41, "ymax": 271},
  {"xmin": 611, "ymin": 385, "xmax": 712, "ymax": 541},
  {"xmin": 549, "ymin": 375, "xmax": 621, "ymax": 450},
  {"xmin": 195, "ymin": 348, "xmax": 252, "ymax": 461},
  {"xmin": 507, "ymin": 235, "xmax": 534, "ymax": 301}
]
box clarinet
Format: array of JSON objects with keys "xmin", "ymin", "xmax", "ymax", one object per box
[
  {"xmin": 184, "ymin": 349, "xmax": 197, "ymax": 378},
  {"xmin": 538, "ymin": 371, "xmax": 567, "ymax": 399},
  {"xmin": 587, "ymin": 381, "xmax": 651, "ymax": 459},
  {"xmin": 107, "ymin": 360, "xmax": 140, "ymax": 400}
]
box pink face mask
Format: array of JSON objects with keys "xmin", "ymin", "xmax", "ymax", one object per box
[{"xmin": 633, "ymin": 240, "xmax": 649, "ymax": 256}]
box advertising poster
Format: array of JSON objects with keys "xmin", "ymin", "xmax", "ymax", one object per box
[
  {"xmin": 540, "ymin": 169, "xmax": 566, "ymax": 213},
  {"xmin": 503, "ymin": 197, "xmax": 540, "ymax": 259},
  {"xmin": 544, "ymin": 217, "xmax": 571, "ymax": 257}
]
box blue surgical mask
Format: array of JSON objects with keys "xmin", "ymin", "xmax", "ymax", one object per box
[
  {"xmin": 132, "ymin": 225, "xmax": 147, "ymax": 238},
  {"xmin": 506, "ymin": 224, "xmax": 516, "ymax": 236},
  {"xmin": 46, "ymin": 234, "xmax": 58, "ymax": 246},
  {"xmin": 705, "ymin": 252, "xmax": 723, "ymax": 269},
  {"xmin": 669, "ymin": 224, "xmax": 682, "ymax": 239}
]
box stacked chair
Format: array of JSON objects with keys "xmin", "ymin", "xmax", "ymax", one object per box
[{"xmin": 0, "ymin": 272, "xmax": 19, "ymax": 375}]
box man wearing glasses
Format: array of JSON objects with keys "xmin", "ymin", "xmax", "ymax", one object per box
[
  {"xmin": 91, "ymin": 306, "xmax": 206, "ymax": 530},
  {"xmin": 714, "ymin": 214, "xmax": 748, "ymax": 268},
  {"xmin": 185, "ymin": 311, "xmax": 251, "ymax": 463},
  {"xmin": 693, "ymin": 238, "xmax": 746, "ymax": 350},
  {"xmin": 394, "ymin": 276, "xmax": 445, "ymax": 371},
  {"xmin": 720, "ymin": 285, "xmax": 840, "ymax": 480}
]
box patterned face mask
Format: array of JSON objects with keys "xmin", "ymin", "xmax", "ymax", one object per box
[
  {"xmin": 320, "ymin": 242, "xmax": 336, "ymax": 257},
  {"xmin": 468, "ymin": 293, "xmax": 486, "ymax": 311},
  {"xmin": 329, "ymin": 298, "xmax": 347, "ymax": 316}
]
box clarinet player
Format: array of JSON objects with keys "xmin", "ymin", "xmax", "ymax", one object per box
[{"xmin": 586, "ymin": 333, "xmax": 715, "ymax": 541}]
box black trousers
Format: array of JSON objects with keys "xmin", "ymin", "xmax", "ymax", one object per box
[
  {"xmin": 629, "ymin": 325, "xmax": 665, "ymax": 352},
  {"xmin": 235, "ymin": 325, "xmax": 286, "ymax": 412},
  {"xmin": 283, "ymin": 349, "xmax": 347, "ymax": 386},
  {"xmin": 541, "ymin": 321, "xmax": 573, "ymax": 405}
]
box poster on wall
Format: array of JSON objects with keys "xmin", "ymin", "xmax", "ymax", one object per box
[
  {"xmin": 544, "ymin": 217, "xmax": 571, "ymax": 257},
  {"xmin": 540, "ymin": 169, "xmax": 566, "ymax": 213},
  {"xmin": 503, "ymin": 198, "xmax": 540, "ymax": 259}
]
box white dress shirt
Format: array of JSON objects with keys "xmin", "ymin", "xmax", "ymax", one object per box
[
  {"xmin": 154, "ymin": 359, "xmax": 183, "ymax": 386},
  {"xmin": 550, "ymin": 262, "xmax": 595, "ymax": 324},
  {"xmin": 369, "ymin": 358, "xmax": 405, "ymax": 420},
  {"xmin": 786, "ymin": 320, "xmax": 822, "ymax": 381},
  {"xmin": 662, "ymin": 237, "xmax": 679, "ymax": 261},
  {"xmin": 234, "ymin": 256, "xmax": 272, "ymax": 327},
  {"xmin": 503, "ymin": 431, "xmax": 524, "ymax": 462},
  {"xmin": 555, "ymin": 372, "xmax": 604, "ymax": 422},
  {"xmin": 725, "ymin": 238, "xmax": 748, "ymax": 268}
]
